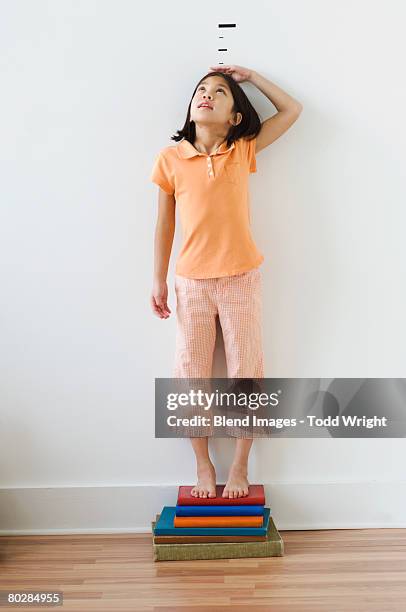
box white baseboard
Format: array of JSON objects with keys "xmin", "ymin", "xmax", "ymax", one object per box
[{"xmin": 0, "ymin": 482, "xmax": 405, "ymax": 535}]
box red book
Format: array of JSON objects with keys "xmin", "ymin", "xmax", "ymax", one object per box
[{"xmin": 177, "ymin": 484, "xmax": 265, "ymax": 506}]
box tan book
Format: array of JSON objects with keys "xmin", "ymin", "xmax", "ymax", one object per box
[{"xmin": 151, "ymin": 514, "xmax": 284, "ymax": 561}]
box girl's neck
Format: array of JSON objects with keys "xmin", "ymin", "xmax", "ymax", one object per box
[
  {"xmin": 194, "ymin": 141, "xmax": 223, "ymax": 156},
  {"xmin": 193, "ymin": 126, "xmax": 228, "ymax": 155}
]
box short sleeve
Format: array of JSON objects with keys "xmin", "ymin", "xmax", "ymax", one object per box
[
  {"xmin": 246, "ymin": 137, "xmax": 257, "ymax": 173},
  {"xmin": 150, "ymin": 152, "xmax": 175, "ymax": 195}
]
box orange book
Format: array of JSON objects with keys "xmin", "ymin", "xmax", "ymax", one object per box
[{"xmin": 174, "ymin": 515, "xmax": 263, "ymax": 528}]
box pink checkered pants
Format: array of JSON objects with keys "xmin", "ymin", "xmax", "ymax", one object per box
[{"xmin": 173, "ymin": 267, "xmax": 264, "ymax": 437}]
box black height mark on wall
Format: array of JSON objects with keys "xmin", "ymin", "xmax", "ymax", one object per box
[{"xmin": 217, "ymin": 23, "xmax": 237, "ymax": 64}]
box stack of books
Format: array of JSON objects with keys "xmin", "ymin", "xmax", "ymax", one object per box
[{"xmin": 151, "ymin": 484, "xmax": 284, "ymax": 561}]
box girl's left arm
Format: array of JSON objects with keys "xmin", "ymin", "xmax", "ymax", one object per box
[{"xmin": 249, "ymin": 70, "xmax": 303, "ymax": 152}]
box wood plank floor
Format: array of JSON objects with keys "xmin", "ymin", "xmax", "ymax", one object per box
[{"xmin": 1, "ymin": 529, "xmax": 406, "ymax": 611}]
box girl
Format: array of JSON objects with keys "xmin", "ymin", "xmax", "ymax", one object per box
[{"xmin": 150, "ymin": 65, "xmax": 302, "ymax": 500}]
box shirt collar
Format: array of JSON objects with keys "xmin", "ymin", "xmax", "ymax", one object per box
[{"xmin": 176, "ymin": 139, "xmax": 235, "ymax": 159}]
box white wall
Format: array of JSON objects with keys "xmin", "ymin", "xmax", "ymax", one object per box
[{"xmin": 1, "ymin": 0, "xmax": 405, "ymax": 533}]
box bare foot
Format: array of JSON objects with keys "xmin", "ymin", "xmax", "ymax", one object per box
[
  {"xmin": 191, "ymin": 460, "xmax": 217, "ymax": 498},
  {"xmin": 222, "ymin": 463, "xmax": 249, "ymax": 499}
]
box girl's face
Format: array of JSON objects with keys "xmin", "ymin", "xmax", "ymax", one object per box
[{"xmin": 190, "ymin": 76, "xmax": 241, "ymax": 129}]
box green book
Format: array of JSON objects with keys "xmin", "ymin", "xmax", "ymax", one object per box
[{"xmin": 151, "ymin": 514, "xmax": 284, "ymax": 562}]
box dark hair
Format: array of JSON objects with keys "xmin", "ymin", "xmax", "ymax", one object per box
[{"xmin": 171, "ymin": 71, "xmax": 262, "ymax": 147}]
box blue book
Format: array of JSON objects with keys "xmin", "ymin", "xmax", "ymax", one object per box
[
  {"xmin": 155, "ymin": 506, "xmax": 271, "ymax": 536},
  {"xmin": 176, "ymin": 505, "xmax": 264, "ymax": 517}
]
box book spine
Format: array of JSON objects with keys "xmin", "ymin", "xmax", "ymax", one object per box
[
  {"xmin": 174, "ymin": 516, "xmax": 263, "ymax": 528},
  {"xmin": 176, "ymin": 505, "xmax": 264, "ymax": 517},
  {"xmin": 153, "ymin": 542, "xmax": 283, "ymax": 562},
  {"xmin": 154, "ymin": 525, "xmax": 267, "ymax": 536},
  {"xmin": 178, "ymin": 497, "xmax": 265, "ymax": 506},
  {"xmin": 154, "ymin": 536, "xmax": 266, "ymax": 544}
]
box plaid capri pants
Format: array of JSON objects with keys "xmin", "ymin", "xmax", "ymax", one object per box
[{"xmin": 172, "ymin": 267, "xmax": 265, "ymax": 437}]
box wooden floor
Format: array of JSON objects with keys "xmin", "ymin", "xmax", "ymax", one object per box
[{"xmin": 1, "ymin": 529, "xmax": 406, "ymax": 611}]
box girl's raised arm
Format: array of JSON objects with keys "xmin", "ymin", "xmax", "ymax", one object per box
[{"xmin": 209, "ymin": 65, "xmax": 303, "ymax": 153}]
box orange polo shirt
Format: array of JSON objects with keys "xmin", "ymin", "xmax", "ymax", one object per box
[{"xmin": 150, "ymin": 136, "xmax": 264, "ymax": 279}]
